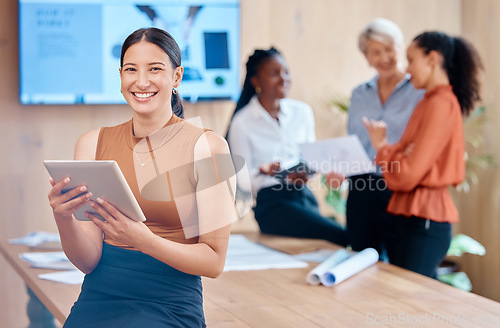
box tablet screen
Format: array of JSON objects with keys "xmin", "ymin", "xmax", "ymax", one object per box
[{"xmin": 44, "ymin": 160, "xmax": 146, "ymax": 222}]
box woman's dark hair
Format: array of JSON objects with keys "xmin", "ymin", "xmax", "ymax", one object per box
[
  {"xmin": 233, "ymin": 47, "xmax": 282, "ymax": 117},
  {"xmin": 225, "ymin": 47, "xmax": 281, "ymax": 140},
  {"xmin": 413, "ymin": 31, "xmax": 483, "ymax": 117},
  {"xmin": 120, "ymin": 27, "xmax": 184, "ymax": 118}
]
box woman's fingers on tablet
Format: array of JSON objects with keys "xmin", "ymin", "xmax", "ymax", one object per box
[
  {"xmin": 61, "ymin": 197, "xmax": 91, "ymax": 216},
  {"xmin": 85, "ymin": 211, "xmax": 103, "ymax": 223},
  {"xmin": 87, "ymin": 214, "xmax": 105, "ymax": 230},
  {"xmin": 51, "ymin": 177, "xmax": 71, "ymax": 194},
  {"xmin": 48, "ymin": 178, "xmax": 67, "ymax": 199},
  {"xmin": 66, "ymin": 191, "xmax": 92, "ymax": 208},
  {"xmin": 49, "ymin": 178, "xmax": 88, "ymax": 202},
  {"xmin": 95, "ymin": 198, "xmax": 123, "ymax": 221},
  {"xmin": 58, "ymin": 185, "xmax": 85, "ymax": 202},
  {"xmin": 49, "ymin": 179, "xmax": 88, "ymax": 214},
  {"xmin": 58, "ymin": 192, "xmax": 92, "ymax": 215},
  {"xmin": 88, "ymin": 199, "xmax": 116, "ymax": 222}
]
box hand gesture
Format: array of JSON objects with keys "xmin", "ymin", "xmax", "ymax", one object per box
[
  {"xmin": 362, "ymin": 117, "xmax": 388, "ymax": 151},
  {"xmin": 259, "ymin": 161, "xmax": 281, "ymax": 176},
  {"xmin": 324, "ymin": 171, "xmax": 346, "ymax": 189},
  {"xmin": 403, "ymin": 143, "xmax": 415, "ymax": 157},
  {"xmin": 286, "ymin": 171, "xmax": 309, "ymax": 186}
]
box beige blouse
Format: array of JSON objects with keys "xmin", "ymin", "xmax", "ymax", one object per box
[{"xmin": 96, "ymin": 115, "xmax": 207, "ymax": 249}]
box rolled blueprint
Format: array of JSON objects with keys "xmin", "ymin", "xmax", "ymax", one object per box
[
  {"xmin": 306, "ymin": 249, "xmax": 350, "ymax": 285},
  {"xmin": 321, "ymin": 248, "xmax": 379, "ymax": 287}
]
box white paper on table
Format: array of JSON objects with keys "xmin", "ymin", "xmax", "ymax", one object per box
[
  {"xmin": 306, "ymin": 249, "xmax": 350, "ymax": 285},
  {"xmin": 31, "ymin": 261, "xmax": 77, "ymax": 270},
  {"xmin": 293, "ymin": 249, "xmax": 339, "ymax": 263},
  {"xmin": 321, "ymin": 248, "xmax": 379, "ymax": 287},
  {"xmin": 299, "ymin": 135, "xmax": 376, "ymax": 176},
  {"xmin": 223, "ymin": 234, "xmax": 309, "ymax": 271},
  {"xmin": 20, "ymin": 252, "xmax": 69, "ymax": 265},
  {"xmin": 20, "ymin": 251, "xmax": 75, "ymax": 270},
  {"xmin": 38, "ymin": 270, "xmax": 85, "ymax": 285},
  {"xmin": 9, "ymin": 231, "xmax": 60, "ymax": 247}
]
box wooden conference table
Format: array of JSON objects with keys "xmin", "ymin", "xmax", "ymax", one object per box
[{"xmin": 2, "ymin": 232, "xmax": 500, "ymax": 328}]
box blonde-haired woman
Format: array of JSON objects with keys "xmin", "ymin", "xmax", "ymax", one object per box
[{"xmin": 342, "ymin": 18, "xmax": 424, "ymax": 258}]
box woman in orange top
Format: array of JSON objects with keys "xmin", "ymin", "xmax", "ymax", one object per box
[{"xmin": 364, "ymin": 31, "xmax": 482, "ymax": 278}]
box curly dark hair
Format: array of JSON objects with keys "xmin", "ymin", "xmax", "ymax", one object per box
[{"xmin": 413, "ymin": 31, "xmax": 483, "ymax": 117}]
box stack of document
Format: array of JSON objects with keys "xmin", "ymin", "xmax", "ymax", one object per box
[
  {"xmin": 9, "ymin": 231, "xmax": 60, "ymax": 247},
  {"xmin": 293, "ymin": 249, "xmax": 338, "ymax": 263},
  {"xmin": 12, "ymin": 231, "xmax": 84, "ymax": 284},
  {"xmin": 19, "ymin": 251, "xmax": 84, "ymax": 284},
  {"xmin": 306, "ymin": 248, "xmax": 379, "ymax": 286},
  {"xmin": 38, "ymin": 270, "xmax": 85, "ymax": 285},
  {"xmin": 19, "ymin": 251, "xmax": 76, "ymax": 270},
  {"xmin": 224, "ymin": 234, "xmax": 308, "ymax": 271}
]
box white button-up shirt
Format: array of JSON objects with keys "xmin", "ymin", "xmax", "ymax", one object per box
[{"xmin": 227, "ymin": 96, "xmax": 315, "ymax": 196}]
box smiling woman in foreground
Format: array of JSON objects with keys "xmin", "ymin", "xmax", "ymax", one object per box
[{"xmin": 47, "ymin": 27, "xmax": 235, "ymax": 328}]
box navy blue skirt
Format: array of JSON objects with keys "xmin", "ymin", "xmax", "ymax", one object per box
[{"xmin": 63, "ymin": 242, "xmax": 205, "ymax": 328}]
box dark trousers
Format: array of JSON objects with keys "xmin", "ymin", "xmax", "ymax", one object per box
[
  {"xmin": 390, "ymin": 216, "xmax": 452, "ymax": 279},
  {"xmin": 254, "ymin": 185, "xmax": 348, "ymax": 247},
  {"xmin": 347, "ymin": 174, "xmax": 451, "ymax": 278},
  {"xmin": 346, "ymin": 174, "xmax": 397, "ymax": 256}
]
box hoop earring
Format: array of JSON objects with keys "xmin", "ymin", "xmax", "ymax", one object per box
[
  {"xmin": 172, "ymin": 87, "xmax": 178, "ymax": 95},
  {"xmin": 255, "ymin": 87, "xmax": 261, "ymax": 94}
]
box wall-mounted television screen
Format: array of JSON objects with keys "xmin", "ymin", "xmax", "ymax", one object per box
[{"xmin": 19, "ymin": 0, "xmax": 240, "ymax": 105}]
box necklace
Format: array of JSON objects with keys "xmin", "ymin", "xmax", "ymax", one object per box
[{"xmin": 132, "ymin": 123, "xmax": 175, "ymax": 167}]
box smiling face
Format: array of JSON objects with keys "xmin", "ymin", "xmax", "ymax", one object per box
[
  {"xmin": 364, "ymin": 39, "xmax": 400, "ymax": 78},
  {"xmin": 120, "ymin": 40, "xmax": 183, "ymax": 115},
  {"xmin": 251, "ymin": 55, "xmax": 291, "ymax": 101},
  {"xmin": 405, "ymin": 41, "xmax": 433, "ymax": 90}
]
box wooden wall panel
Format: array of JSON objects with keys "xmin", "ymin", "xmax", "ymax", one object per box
[
  {"xmin": 3, "ymin": 0, "xmax": 499, "ymax": 327},
  {"xmin": 453, "ymin": 0, "xmax": 500, "ymax": 302},
  {"xmin": 250, "ymin": 0, "xmax": 462, "ymax": 140}
]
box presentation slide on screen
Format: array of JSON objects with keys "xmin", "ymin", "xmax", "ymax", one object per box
[{"xmin": 19, "ymin": 0, "xmax": 240, "ymax": 105}]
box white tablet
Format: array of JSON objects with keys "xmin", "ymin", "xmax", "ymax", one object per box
[{"xmin": 44, "ymin": 160, "xmax": 146, "ymax": 222}]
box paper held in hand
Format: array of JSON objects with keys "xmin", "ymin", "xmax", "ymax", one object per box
[{"xmin": 299, "ymin": 135, "xmax": 376, "ymax": 176}]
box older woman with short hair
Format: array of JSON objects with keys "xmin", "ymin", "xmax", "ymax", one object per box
[{"xmin": 344, "ymin": 18, "xmax": 424, "ymax": 257}]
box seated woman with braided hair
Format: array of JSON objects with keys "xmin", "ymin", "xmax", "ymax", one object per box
[{"xmin": 226, "ymin": 47, "xmax": 348, "ymax": 246}]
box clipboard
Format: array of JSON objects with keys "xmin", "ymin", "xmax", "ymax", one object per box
[
  {"xmin": 273, "ymin": 162, "xmax": 317, "ymax": 182},
  {"xmin": 43, "ymin": 160, "xmax": 146, "ymax": 222}
]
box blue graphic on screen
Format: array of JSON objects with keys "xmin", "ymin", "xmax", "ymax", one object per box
[
  {"xmin": 19, "ymin": 0, "xmax": 240, "ymax": 105},
  {"xmin": 20, "ymin": 3, "xmax": 102, "ymax": 104}
]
